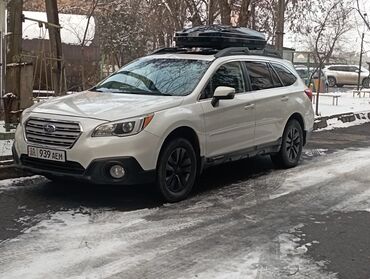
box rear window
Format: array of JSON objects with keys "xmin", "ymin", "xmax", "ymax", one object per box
[
  {"xmin": 244, "ymin": 62, "xmax": 274, "ymax": 91},
  {"xmin": 272, "ymin": 63, "xmax": 297, "ymax": 86}
]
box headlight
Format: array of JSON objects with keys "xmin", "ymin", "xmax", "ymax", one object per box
[{"xmin": 92, "ymin": 114, "xmax": 154, "ymax": 137}]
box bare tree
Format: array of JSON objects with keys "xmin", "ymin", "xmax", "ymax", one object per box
[
  {"xmin": 308, "ymin": 0, "xmax": 353, "ymax": 115},
  {"xmin": 80, "ymin": 0, "xmax": 99, "ymax": 90}
]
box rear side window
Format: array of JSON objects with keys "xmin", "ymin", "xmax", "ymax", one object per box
[
  {"xmin": 269, "ymin": 65, "xmax": 283, "ymax": 87},
  {"xmin": 244, "ymin": 62, "xmax": 274, "ymax": 91},
  {"xmin": 272, "ymin": 63, "xmax": 297, "ymax": 86}
]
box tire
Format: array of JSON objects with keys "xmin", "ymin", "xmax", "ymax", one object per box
[
  {"xmin": 271, "ymin": 119, "xmax": 303, "ymax": 169},
  {"xmin": 327, "ymin": 77, "xmax": 336, "ymax": 87},
  {"xmin": 363, "ymin": 78, "xmax": 370, "ymax": 88},
  {"xmin": 157, "ymin": 138, "xmax": 198, "ymax": 202}
]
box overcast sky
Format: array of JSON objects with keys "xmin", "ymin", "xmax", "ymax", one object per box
[{"xmin": 285, "ymin": 0, "xmax": 370, "ymax": 59}]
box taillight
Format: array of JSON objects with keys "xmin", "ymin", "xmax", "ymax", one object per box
[{"xmin": 304, "ymin": 89, "xmax": 313, "ymax": 101}]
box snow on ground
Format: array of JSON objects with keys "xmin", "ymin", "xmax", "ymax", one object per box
[
  {"xmin": 1, "ymin": 148, "xmax": 370, "ymax": 278},
  {"xmin": 0, "ymin": 139, "xmax": 13, "ymax": 157},
  {"xmin": 0, "ymin": 121, "xmax": 15, "ymax": 157},
  {"xmin": 0, "ymin": 176, "xmax": 44, "ymax": 192},
  {"xmin": 315, "ymin": 90, "xmax": 370, "ymax": 117}
]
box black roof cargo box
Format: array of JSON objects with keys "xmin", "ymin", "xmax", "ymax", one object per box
[{"xmin": 175, "ymin": 25, "xmax": 267, "ymax": 50}]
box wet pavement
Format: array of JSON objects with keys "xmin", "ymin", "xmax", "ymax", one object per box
[{"xmin": 1, "ymin": 123, "xmax": 370, "ymax": 278}]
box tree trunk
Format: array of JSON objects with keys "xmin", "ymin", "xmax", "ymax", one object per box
[
  {"xmin": 250, "ymin": 1, "xmax": 256, "ymax": 29},
  {"xmin": 239, "ymin": 0, "xmax": 252, "ymax": 27},
  {"xmin": 219, "ymin": 0, "xmax": 231, "ymax": 25},
  {"xmin": 275, "ymin": 0, "xmax": 285, "ymax": 52},
  {"xmin": 208, "ymin": 0, "xmax": 216, "ymax": 24},
  {"xmin": 5, "ymin": 0, "xmax": 23, "ymax": 124},
  {"xmin": 45, "ymin": 0, "xmax": 65, "ymax": 96}
]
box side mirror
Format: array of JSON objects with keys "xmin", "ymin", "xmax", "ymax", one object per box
[{"xmin": 211, "ymin": 86, "xmax": 236, "ymax": 107}]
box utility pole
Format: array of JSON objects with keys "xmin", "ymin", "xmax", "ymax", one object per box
[
  {"xmin": 45, "ymin": 0, "xmax": 65, "ymax": 96},
  {"xmin": 357, "ymin": 32, "xmax": 364, "ymax": 91},
  {"xmin": 0, "ymin": 0, "xmax": 6, "ymax": 101},
  {"xmin": 357, "ymin": 12, "xmax": 370, "ymax": 91},
  {"xmin": 275, "ymin": 0, "xmax": 285, "ymax": 54}
]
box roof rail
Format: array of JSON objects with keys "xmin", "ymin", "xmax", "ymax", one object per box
[
  {"xmin": 214, "ymin": 47, "xmax": 250, "ymax": 58},
  {"xmin": 150, "ymin": 47, "xmax": 282, "ymax": 59}
]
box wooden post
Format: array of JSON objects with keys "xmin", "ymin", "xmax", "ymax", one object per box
[{"xmin": 45, "ymin": 0, "xmax": 65, "ymax": 96}]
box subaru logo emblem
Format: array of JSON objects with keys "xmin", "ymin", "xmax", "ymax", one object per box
[{"xmin": 43, "ymin": 124, "xmax": 56, "ymax": 133}]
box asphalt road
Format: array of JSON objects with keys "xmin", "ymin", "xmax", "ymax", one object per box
[{"xmin": 1, "ymin": 123, "xmax": 370, "ymax": 278}]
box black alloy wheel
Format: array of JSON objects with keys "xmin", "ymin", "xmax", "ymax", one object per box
[
  {"xmin": 286, "ymin": 127, "xmax": 301, "ymax": 162},
  {"xmin": 271, "ymin": 119, "xmax": 303, "ymax": 169},
  {"xmin": 157, "ymin": 138, "xmax": 197, "ymax": 202},
  {"xmin": 165, "ymin": 147, "xmax": 192, "ymax": 193}
]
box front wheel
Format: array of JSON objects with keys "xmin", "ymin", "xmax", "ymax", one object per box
[
  {"xmin": 157, "ymin": 138, "xmax": 198, "ymax": 202},
  {"xmin": 271, "ymin": 119, "xmax": 303, "ymax": 169}
]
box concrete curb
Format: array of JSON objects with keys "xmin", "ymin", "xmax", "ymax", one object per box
[{"xmin": 313, "ymin": 111, "xmax": 370, "ymax": 131}]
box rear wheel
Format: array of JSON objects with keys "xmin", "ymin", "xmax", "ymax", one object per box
[
  {"xmin": 271, "ymin": 119, "xmax": 303, "ymax": 169},
  {"xmin": 327, "ymin": 77, "xmax": 336, "ymax": 87},
  {"xmin": 157, "ymin": 138, "xmax": 197, "ymax": 202},
  {"xmin": 363, "ymin": 78, "xmax": 370, "ymax": 88}
]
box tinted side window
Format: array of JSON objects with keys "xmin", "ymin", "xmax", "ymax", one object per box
[
  {"xmin": 269, "ymin": 65, "xmax": 283, "ymax": 87},
  {"xmin": 272, "ymin": 63, "xmax": 297, "ymax": 86},
  {"xmin": 244, "ymin": 62, "xmax": 274, "ymax": 91},
  {"xmin": 203, "ymin": 62, "xmax": 245, "ymax": 99},
  {"xmin": 337, "ymin": 66, "xmax": 348, "ymax": 72}
]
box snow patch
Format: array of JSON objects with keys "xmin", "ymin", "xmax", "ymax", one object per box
[
  {"xmin": 317, "ymin": 115, "xmax": 370, "ymax": 131},
  {"xmin": 316, "ymin": 91, "xmax": 370, "ymax": 117}
]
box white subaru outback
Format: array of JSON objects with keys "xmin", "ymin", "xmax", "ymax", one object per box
[{"xmin": 13, "ymin": 47, "xmax": 314, "ymax": 202}]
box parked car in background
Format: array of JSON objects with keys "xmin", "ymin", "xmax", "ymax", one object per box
[
  {"xmin": 294, "ymin": 65, "xmax": 327, "ymax": 92},
  {"xmin": 294, "ymin": 65, "xmax": 312, "ymax": 86},
  {"xmin": 322, "ymin": 65, "xmax": 370, "ymax": 88}
]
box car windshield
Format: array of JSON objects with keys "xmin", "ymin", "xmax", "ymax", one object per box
[{"xmin": 93, "ymin": 58, "xmax": 211, "ymax": 96}]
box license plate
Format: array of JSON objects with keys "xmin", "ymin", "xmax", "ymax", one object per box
[{"xmin": 27, "ymin": 146, "xmax": 66, "ymax": 162}]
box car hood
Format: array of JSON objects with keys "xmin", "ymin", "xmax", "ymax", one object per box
[{"xmin": 31, "ymin": 91, "xmax": 184, "ymax": 121}]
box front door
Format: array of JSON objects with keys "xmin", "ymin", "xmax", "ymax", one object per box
[{"xmin": 200, "ymin": 61, "xmax": 256, "ymax": 158}]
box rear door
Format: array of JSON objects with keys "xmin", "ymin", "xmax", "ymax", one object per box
[{"xmin": 244, "ymin": 61, "xmax": 288, "ymax": 145}]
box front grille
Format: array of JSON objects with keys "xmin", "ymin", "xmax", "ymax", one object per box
[
  {"xmin": 25, "ymin": 118, "xmax": 81, "ymax": 148},
  {"xmin": 21, "ymin": 155, "xmax": 85, "ymax": 175}
]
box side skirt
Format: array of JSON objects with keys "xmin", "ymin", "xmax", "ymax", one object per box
[{"xmin": 204, "ymin": 138, "xmax": 282, "ymax": 168}]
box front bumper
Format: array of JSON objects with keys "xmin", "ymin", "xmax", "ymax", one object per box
[
  {"xmin": 13, "ymin": 145, "xmax": 156, "ymax": 185},
  {"xmin": 13, "ymin": 114, "xmax": 161, "ymax": 185}
]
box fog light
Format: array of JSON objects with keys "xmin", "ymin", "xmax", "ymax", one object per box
[{"xmin": 109, "ymin": 165, "xmax": 125, "ymax": 179}]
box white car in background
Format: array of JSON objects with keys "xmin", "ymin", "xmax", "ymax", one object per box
[
  {"xmin": 13, "ymin": 47, "xmax": 314, "ymax": 202},
  {"xmin": 323, "ymin": 65, "xmax": 370, "ymax": 88}
]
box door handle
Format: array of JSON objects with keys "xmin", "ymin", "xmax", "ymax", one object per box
[
  {"xmin": 281, "ymin": 96, "xmax": 289, "ymax": 102},
  {"xmin": 244, "ymin": 104, "xmax": 255, "ymax": 110}
]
